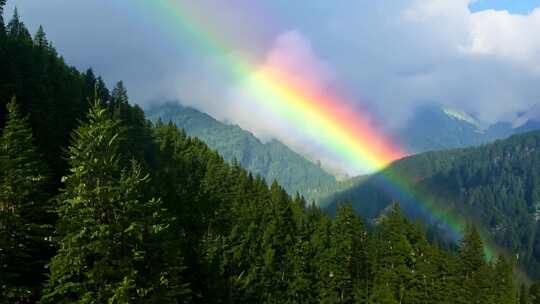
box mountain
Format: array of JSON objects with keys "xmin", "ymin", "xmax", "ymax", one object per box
[
  {"xmin": 145, "ymin": 102, "xmax": 338, "ymax": 200},
  {"xmin": 396, "ymin": 105, "xmax": 514, "ymax": 153},
  {"xmin": 325, "ymin": 129, "xmax": 540, "ymax": 278},
  {"xmin": 397, "ymin": 104, "xmax": 540, "ymax": 155}
]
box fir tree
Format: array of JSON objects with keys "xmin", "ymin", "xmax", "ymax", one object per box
[
  {"xmin": 459, "ymin": 224, "xmax": 488, "ymax": 303},
  {"xmin": 41, "ymin": 102, "xmax": 189, "ymax": 303},
  {"xmin": 33, "ymin": 25, "xmax": 48, "ymax": 49},
  {"xmin": 0, "ymin": 97, "xmax": 52, "ymax": 302},
  {"xmin": 459, "ymin": 224, "xmax": 485, "ymax": 278},
  {"xmin": 0, "ymin": 0, "xmax": 6, "ymax": 35},
  {"xmin": 6, "ymin": 7, "xmax": 31, "ymax": 42},
  {"xmin": 96, "ymin": 77, "xmax": 110, "ymax": 105},
  {"xmin": 326, "ymin": 203, "xmax": 366, "ymax": 303},
  {"xmin": 111, "ymin": 81, "xmax": 128, "ymax": 112},
  {"xmin": 373, "ymin": 205, "xmax": 415, "ymax": 303},
  {"xmin": 493, "ymin": 257, "xmax": 517, "ymax": 304}
]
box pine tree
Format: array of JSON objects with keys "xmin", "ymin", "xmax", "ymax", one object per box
[
  {"xmin": 493, "ymin": 257, "xmax": 517, "ymax": 304},
  {"xmin": 459, "ymin": 224, "xmax": 488, "ymax": 303},
  {"xmin": 459, "ymin": 224, "xmax": 485, "ymax": 278},
  {"xmin": 0, "ymin": 97, "xmax": 52, "ymax": 302},
  {"xmin": 324, "ymin": 203, "xmax": 366, "ymax": 303},
  {"xmin": 110, "ymin": 81, "xmax": 129, "ymax": 119},
  {"xmin": 6, "ymin": 7, "xmax": 31, "ymax": 42},
  {"xmin": 259, "ymin": 181, "xmax": 296, "ymax": 302},
  {"xmin": 33, "ymin": 25, "xmax": 48, "ymax": 49},
  {"xmin": 0, "ymin": 0, "xmax": 6, "ymax": 36},
  {"xmin": 372, "ymin": 205, "xmax": 415, "ymax": 303},
  {"xmin": 96, "ymin": 77, "xmax": 110, "ymax": 105},
  {"xmin": 41, "ymin": 102, "xmax": 189, "ymax": 303}
]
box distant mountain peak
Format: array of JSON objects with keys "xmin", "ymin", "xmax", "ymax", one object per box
[{"xmin": 442, "ymin": 107, "xmax": 482, "ymax": 129}]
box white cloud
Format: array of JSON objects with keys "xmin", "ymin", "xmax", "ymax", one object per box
[{"xmin": 466, "ymin": 7, "xmax": 540, "ymax": 70}]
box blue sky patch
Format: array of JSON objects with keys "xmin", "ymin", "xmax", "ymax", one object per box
[{"xmin": 469, "ymin": 0, "xmax": 540, "ymax": 14}]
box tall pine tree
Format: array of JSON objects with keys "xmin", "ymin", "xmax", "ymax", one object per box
[
  {"xmin": 41, "ymin": 102, "xmax": 189, "ymax": 303},
  {"xmin": 6, "ymin": 7, "xmax": 31, "ymax": 42},
  {"xmin": 0, "ymin": 97, "xmax": 52, "ymax": 302},
  {"xmin": 33, "ymin": 25, "xmax": 48, "ymax": 49},
  {"xmin": 459, "ymin": 224, "xmax": 489, "ymax": 303},
  {"xmin": 0, "ymin": 0, "xmax": 6, "ymax": 36}
]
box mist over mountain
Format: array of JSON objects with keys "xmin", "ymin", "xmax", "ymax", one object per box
[
  {"xmin": 145, "ymin": 102, "xmax": 339, "ymax": 201},
  {"xmin": 395, "ymin": 104, "xmax": 540, "ymax": 154}
]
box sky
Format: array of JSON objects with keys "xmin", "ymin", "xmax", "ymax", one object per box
[
  {"xmin": 469, "ymin": 0, "xmax": 540, "ymax": 14},
  {"xmin": 4, "ymin": 0, "xmax": 540, "ymax": 174}
]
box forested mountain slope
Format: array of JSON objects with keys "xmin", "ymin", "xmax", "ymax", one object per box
[
  {"xmin": 0, "ymin": 5, "xmax": 533, "ymax": 303},
  {"xmin": 326, "ymin": 129, "xmax": 540, "ymax": 278},
  {"xmin": 146, "ymin": 102, "xmax": 338, "ymax": 200}
]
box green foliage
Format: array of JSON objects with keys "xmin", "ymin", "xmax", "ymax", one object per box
[
  {"xmin": 0, "ymin": 0, "xmax": 6, "ymax": 35},
  {"xmin": 6, "ymin": 7, "xmax": 31, "ymax": 42},
  {"xmin": 33, "ymin": 25, "xmax": 48, "ymax": 49},
  {"xmin": 459, "ymin": 224, "xmax": 485, "ymax": 277},
  {"xmin": 41, "ymin": 103, "xmax": 189, "ymax": 303},
  {"xmin": 0, "ymin": 97, "xmax": 52, "ymax": 302},
  {"xmin": 0, "ymin": 10, "xmax": 89, "ymax": 182}
]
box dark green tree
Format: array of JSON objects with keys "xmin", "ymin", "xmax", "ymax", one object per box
[
  {"xmin": 0, "ymin": 0, "xmax": 6, "ymax": 35},
  {"xmin": 41, "ymin": 103, "xmax": 189, "ymax": 303},
  {"xmin": 258, "ymin": 181, "xmax": 297, "ymax": 302},
  {"xmin": 111, "ymin": 80, "xmax": 128, "ymax": 111},
  {"xmin": 323, "ymin": 203, "xmax": 366, "ymax": 303},
  {"xmin": 33, "ymin": 25, "xmax": 48, "ymax": 49},
  {"xmin": 96, "ymin": 77, "xmax": 110, "ymax": 105},
  {"xmin": 459, "ymin": 224, "xmax": 485, "ymax": 278},
  {"xmin": 6, "ymin": 7, "xmax": 31, "ymax": 42},
  {"xmin": 493, "ymin": 257, "xmax": 517, "ymax": 304},
  {"xmin": 0, "ymin": 97, "xmax": 52, "ymax": 302},
  {"xmin": 459, "ymin": 224, "xmax": 489, "ymax": 303}
]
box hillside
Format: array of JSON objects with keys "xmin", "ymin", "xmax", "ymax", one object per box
[
  {"xmin": 146, "ymin": 102, "xmax": 338, "ymax": 200},
  {"xmin": 325, "ymin": 129, "xmax": 540, "ymax": 278}
]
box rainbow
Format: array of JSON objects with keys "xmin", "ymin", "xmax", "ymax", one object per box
[{"xmin": 135, "ymin": 0, "xmax": 498, "ymax": 259}]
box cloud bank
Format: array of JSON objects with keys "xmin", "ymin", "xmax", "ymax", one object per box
[{"xmin": 6, "ymin": 0, "xmax": 540, "ymax": 173}]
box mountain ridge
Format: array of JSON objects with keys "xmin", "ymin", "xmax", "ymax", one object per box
[{"xmin": 145, "ymin": 102, "xmax": 339, "ymax": 201}]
